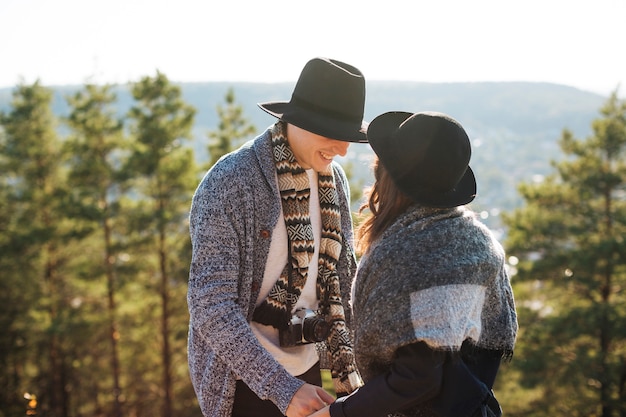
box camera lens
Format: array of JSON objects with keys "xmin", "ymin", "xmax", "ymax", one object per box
[{"xmin": 302, "ymin": 317, "xmax": 330, "ymax": 342}]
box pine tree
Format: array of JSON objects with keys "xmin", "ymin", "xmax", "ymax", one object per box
[
  {"xmin": 0, "ymin": 120, "xmax": 36, "ymax": 416},
  {"xmin": 0, "ymin": 81, "xmax": 71, "ymax": 417},
  {"xmin": 65, "ymin": 83, "xmax": 126, "ymax": 417},
  {"xmin": 126, "ymin": 72, "xmax": 197, "ymax": 417},
  {"xmin": 206, "ymin": 87, "xmax": 256, "ymax": 168},
  {"xmin": 502, "ymin": 90, "xmax": 626, "ymax": 417}
]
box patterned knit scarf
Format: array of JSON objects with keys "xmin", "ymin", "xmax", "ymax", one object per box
[{"xmin": 252, "ymin": 121, "xmax": 362, "ymax": 395}]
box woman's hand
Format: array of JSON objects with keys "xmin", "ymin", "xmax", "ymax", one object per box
[{"xmin": 308, "ymin": 404, "xmax": 331, "ymax": 417}]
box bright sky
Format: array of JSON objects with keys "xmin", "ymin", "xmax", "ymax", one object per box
[{"xmin": 2, "ymin": 0, "xmax": 625, "ymax": 97}]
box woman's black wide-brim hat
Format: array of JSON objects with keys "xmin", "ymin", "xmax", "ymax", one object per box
[
  {"xmin": 367, "ymin": 111, "xmax": 476, "ymax": 208},
  {"xmin": 258, "ymin": 57, "xmax": 368, "ymax": 143}
]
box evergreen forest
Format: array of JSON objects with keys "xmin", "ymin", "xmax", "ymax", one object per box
[{"xmin": 1, "ymin": 74, "xmax": 625, "ymax": 417}]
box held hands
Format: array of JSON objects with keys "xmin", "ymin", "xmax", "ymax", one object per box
[
  {"xmin": 285, "ymin": 383, "xmax": 334, "ymax": 417},
  {"xmin": 307, "ymin": 404, "xmax": 331, "ymax": 417}
]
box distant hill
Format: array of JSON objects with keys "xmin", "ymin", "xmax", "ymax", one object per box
[{"xmin": 0, "ymin": 81, "xmax": 607, "ymax": 233}]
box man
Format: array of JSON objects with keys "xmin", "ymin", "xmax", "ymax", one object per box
[{"xmin": 187, "ymin": 57, "xmax": 367, "ymax": 417}]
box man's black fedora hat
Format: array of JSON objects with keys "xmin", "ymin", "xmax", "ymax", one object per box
[
  {"xmin": 258, "ymin": 57, "xmax": 368, "ymax": 143},
  {"xmin": 367, "ymin": 111, "xmax": 476, "ymax": 208}
]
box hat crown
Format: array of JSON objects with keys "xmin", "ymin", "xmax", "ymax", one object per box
[
  {"xmin": 368, "ymin": 111, "xmax": 476, "ymax": 208},
  {"xmin": 257, "ymin": 57, "xmax": 368, "ymax": 143},
  {"xmin": 290, "ymin": 58, "xmax": 365, "ymax": 124},
  {"xmin": 396, "ymin": 112, "xmax": 471, "ymax": 192}
]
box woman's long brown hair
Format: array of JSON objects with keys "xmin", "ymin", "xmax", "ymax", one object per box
[{"xmin": 356, "ymin": 157, "xmax": 414, "ymax": 255}]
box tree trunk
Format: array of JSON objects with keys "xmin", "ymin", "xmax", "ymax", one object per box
[
  {"xmin": 46, "ymin": 249, "xmax": 69, "ymax": 417},
  {"xmin": 104, "ymin": 213, "xmax": 123, "ymax": 417},
  {"xmin": 159, "ymin": 221, "xmax": 172, "ymax": 417}
]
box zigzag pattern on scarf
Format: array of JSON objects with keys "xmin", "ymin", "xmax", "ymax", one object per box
[{"xmin": 252, "ymin": 121, "xmax": 363, "ymax": 395}]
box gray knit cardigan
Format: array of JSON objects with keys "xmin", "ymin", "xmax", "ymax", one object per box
[{"xmin": 187, "ymin": 127, "xmax": 358, "ymax": 417}]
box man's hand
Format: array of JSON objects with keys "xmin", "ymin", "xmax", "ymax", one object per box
[{"xmin": 285, "ymin": 383, "xmax": 334, "ymax": 417}]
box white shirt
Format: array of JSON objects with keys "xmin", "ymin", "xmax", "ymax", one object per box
[{"xmin": 250, "ymin": 169, "xmax": 321, "ymax": 376}]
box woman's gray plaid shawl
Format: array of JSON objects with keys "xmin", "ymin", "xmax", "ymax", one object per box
[{"xmin": 352, "ymin": 205, "xmax": 517, "ymax": 383}]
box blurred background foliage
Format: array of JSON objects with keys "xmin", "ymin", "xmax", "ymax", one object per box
[{"xmin": 1, "ymin": 75, "xmax": 624, "ymax": 417}]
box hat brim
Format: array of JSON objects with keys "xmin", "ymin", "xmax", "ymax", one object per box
[
  {"xmin": 258, "ymin": 101, "xmax": 368, "ymax": 143},
  {"xmin": 367, "ymin": 111, "xmax": 477, "ymax": 208},
  {"xmin": 399, "ymin": 166, "xmax": 476, "ymax": 208}
]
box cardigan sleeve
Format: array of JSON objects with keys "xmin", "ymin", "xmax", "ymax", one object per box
[{"xmin": 187, "ymin": 165, "xmax": 303, "ymax": 414}]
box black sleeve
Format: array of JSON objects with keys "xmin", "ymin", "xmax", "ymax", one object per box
[{"xmin": 330, "ymin": 342, "xmax": 446, "ymax": 417}]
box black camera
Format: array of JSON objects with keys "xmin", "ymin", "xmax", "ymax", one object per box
[{"xmin": 279, "ymin": 308, "xmax": 330, "ymax": 347}]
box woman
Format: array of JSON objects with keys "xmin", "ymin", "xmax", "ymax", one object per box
[{"xmin": 311, "ymin": 111, "xmax": 518, "ymax": 417}]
